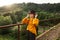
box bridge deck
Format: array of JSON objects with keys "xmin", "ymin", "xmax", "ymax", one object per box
[{"xmin": 36, "ymin": 23, "xmax": 60, "ymax": 40}]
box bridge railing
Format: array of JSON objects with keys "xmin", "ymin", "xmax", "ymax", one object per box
[
  {"xmin": 0, "ymin": 23, "xmax": 24, "ymax": 40},
  {"xmin": 0, "ymin": 17, "xmax": 60, "ymax": 40},
  {"xmin": 36, "ymin": 23, "xmax": 60, "ymax": 40}
]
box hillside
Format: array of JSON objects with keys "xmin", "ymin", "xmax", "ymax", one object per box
[
  {"xmin": 0, "ymin": 3, "xmax": 60, "ymax": 13},
  {"xmin": 0, "ymin": 3, "xmax": 23, "ymax": 14}
]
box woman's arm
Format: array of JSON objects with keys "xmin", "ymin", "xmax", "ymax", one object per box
[
  {"xmin": 33, "ymin": 18, "xmax": 39, "ymax": 26},
  {"xmin": 21, "ymin": 14, "xmax": 29, "ymax": 24},
  {"xmin": 22, "ymin": 18, "xmax": 29, "ymax": 24},
  {"xmin": 33, "ymin": 14, "xmax": 39, "ymax": 26}
]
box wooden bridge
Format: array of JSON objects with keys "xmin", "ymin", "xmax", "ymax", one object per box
[
  {"xmin": 36, "ymin": 23, "xmax": 60, "ymax": 40},
  {"xmin": 0, "ymin": 17, "xmax": 60, "ymax": 40}
]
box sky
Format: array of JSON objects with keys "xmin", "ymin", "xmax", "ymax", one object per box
[{"xmin": 0, "ymin": 0, "xmax": 60, "ymax": 7}]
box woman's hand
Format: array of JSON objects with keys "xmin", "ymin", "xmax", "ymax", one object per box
[
  {"xmin": 35, "ymin": 14, "xmax": 38, "ymax": 18},
  {"xmin": 25, "ymin": 14, "xmax": 29, "ymax": 18}
]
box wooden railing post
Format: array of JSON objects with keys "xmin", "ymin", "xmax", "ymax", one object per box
[{"xmin": 18, "ymin": 24, "xmax": 20, "ymax": 40}]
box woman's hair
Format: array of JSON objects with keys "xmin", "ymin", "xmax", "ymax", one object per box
[{"xmin": 29, "ymin": 10, "xmax": 36, "ymax": 15}]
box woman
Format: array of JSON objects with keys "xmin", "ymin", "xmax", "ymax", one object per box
[{"xmin": 22, "ymin": 10, "xmax": 39, "ymax": 40}]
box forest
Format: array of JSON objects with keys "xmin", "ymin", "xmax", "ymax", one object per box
[{"xmin": 0, "ymin": 3, "xmax": 60, "ymax": 40}]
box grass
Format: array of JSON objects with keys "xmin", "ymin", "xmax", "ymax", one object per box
[{"xmin": 0, "ymin": 35, "xmax": 15, "ymax": 40}]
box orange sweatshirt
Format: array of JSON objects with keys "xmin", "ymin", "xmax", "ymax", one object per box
[{"xmin": 22, "ymin": 18, "xmax": 39, "ymax": 35}]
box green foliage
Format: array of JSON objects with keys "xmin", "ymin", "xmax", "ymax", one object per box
[
  {"xmin": 0, "ymin": 35, "xmax": 15, "ymax": 40},
  {"xmin": 20, "ymin": 30, "xmax": 27, "ymax": 40},
  {"xmin": 10, "ymin": 13, "xmax": 18, "ymax": 24},
  {"xmin": 0, "ymin": 12, "xmax": 18, "ymax": 37},
  {"xmin": 0, "ymin": 16, "xmax": 13, "ymax": 26},
  {"xmin": 15, "ymin": 11, "xmax": 24, "ymax": 21},
  {"xmin": 0, "ymin": 16, "xmax": 13, "ymax": 35}
]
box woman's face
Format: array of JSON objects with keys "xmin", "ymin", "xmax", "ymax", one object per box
[{"xmin": 29, "ymin": 14, "xmax": 35, "ymax": 18}]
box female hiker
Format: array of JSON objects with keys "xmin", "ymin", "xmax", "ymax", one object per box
[{"xmin": 21, "ymin": 10, "xmax": 39, "ymax": 40}]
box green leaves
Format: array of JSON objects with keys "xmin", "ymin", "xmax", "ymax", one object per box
[{"xmin": 0, "ymin": 16, "xmax": 13, "ymax": 26}]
